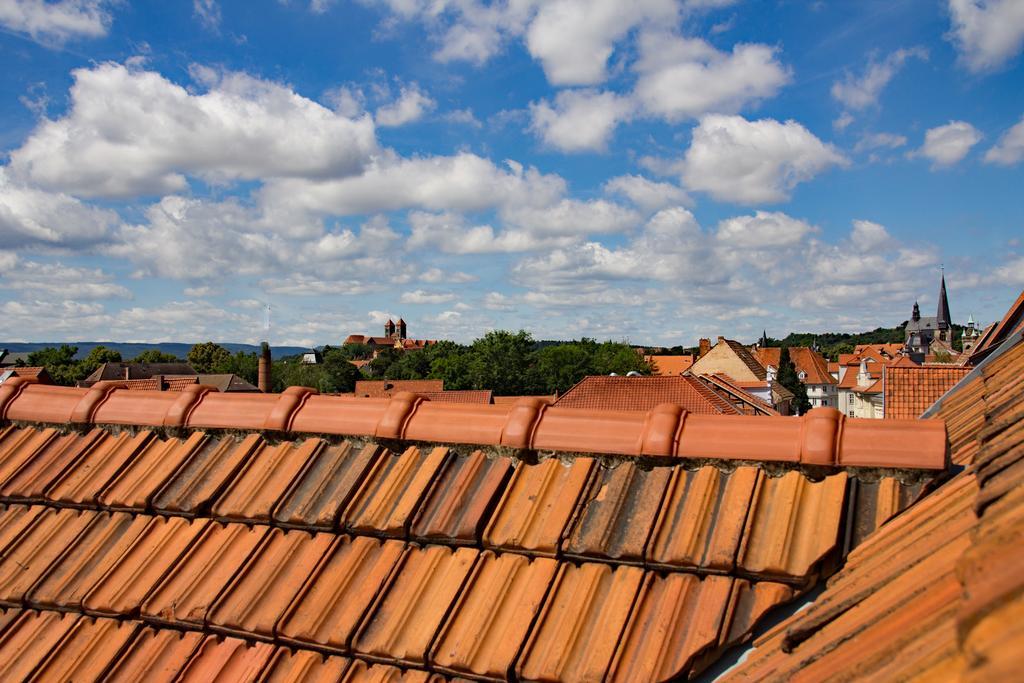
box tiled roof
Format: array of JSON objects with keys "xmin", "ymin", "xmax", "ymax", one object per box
[
  {"xmin": 755, "ymin": 347, "xmax": 836, "ymax": 385},
  {"xmin": 721, "ymin": 332, "xmax": 1024, "ymax": 682},
  {"xmin": 970, "ymin": 288, "xmax": 1024, "ymax": 362},
  {"xmin": 0, "ymin": 379, "xmax": 946, "ymax": 466},
  {"xmin": 644, "ymin": 354, "xmax": 694, "ymax": 375},
  {"xmin": 0, "ymin": 354, "xmax": 956, "ymax": 681},
  {"xmin": 555, "ymin": 375, "xmax": 741, "ymax": 414},
  {"xmin": 883, "ymin": 365, "xmax": 971, "ymax": 419},
  {"xmin": 81, "ymin": 362, "xmax": 196, "ymax": 386},
  {"xmin": 722, "ymin": 338, "xmax": 768, "ymax": 381},
  {"xmin": 415, "ymin": 390, "xmax": 493, "ymax": 404},
  {"xmin": 0, "ymin": 423, "xmax": 931, "ymax": 681},
  {"xmin": 492, "ymin": 394, "xmax": 556, "ymax": 405},
  {"xmin": 355, "ymin": 379, "xmax": 445, "ymax": 398},
  {"xmin": 696, "ymin": 374, "xmax": 779, "ymax": 416},
  {"xmin": 851, "ymin": 378, "xmax": 882, "ymax": 395}
]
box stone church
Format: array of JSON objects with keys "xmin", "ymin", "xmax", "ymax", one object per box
[{"xmin": 904, "ymin": 273, "xmax": 955, "ymax": 361}]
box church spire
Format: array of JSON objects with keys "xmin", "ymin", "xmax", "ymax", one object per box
[{"xmin": 936, "ymin": 268, "xmax": 951, "ymax": 329}]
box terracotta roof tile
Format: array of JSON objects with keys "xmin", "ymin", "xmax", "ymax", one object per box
[
  {"xmin": 415, "ymin": 390, "xmax": 493, "ymax": 404},
  {"xmin": 555, "ymin": 375, "xmax": 741, "ymax": 414},
  {"xmin": 492, "ymin": 394, "xmax": 556, "ymax": 405},
  {"xmin": 83, "ymin": 516, "xmax": 209, "ymax": 617},
  {"xmin": 609, "ymin": 574, "xmax": 792, "ymax": 682},
  {"xmin": 207, "ymin": 528, "xmax": 333, "ymax": 640},
  {"xmin": 483, "ymin": 457, "xmax": 593, "ymax": 556},
  {"xmin": 175, "ymin": 635, "xmax": 276, "ymax": 682},
  {"xmin": 343, "ymin": 446, "xmax": 450, "ymax": 537},
  {"xmin": 355, "ymin": 380, "xmax": 444, "ymax": 398},
  {"xmin": 353, "ymin": 544, "xmax": 478, "ymax": 667},
  {"xmin": 884, "ymin": 364, "xmax": 971, "ymax": 419},
  {"xmin": 30, "ymin": 614, "xmax": 139, "ymax": 681},
  {"xmin": 278, "ymin": 535, "xmax": 405, "ymax": 652},
  {"xmin": 262, "ymin": 648, "xmax": 352, "ymax": 682},
  {"xmin": 103, "ymin": 627, "xmax": 206, "ymax": 682},
  {"xmin": 0, "ymin": 507, "xmax": 96, "ymax": 605},
  {"xmin": 0, "ymin": 379, "xmax": 946, "ymax": 468},
  {"xmin": 562, "ymin": 461, "xmax": 672, "ymax": 564},
  {"xmin": 211, "ymin": 439, "xmax": 321, "ymax": 523},
  {"xmin": 141, "ymin": 521, "xmax": 268, "ymax": 629},
  {"xmin": 0, "ymin": 329, "xmax": 982, "ymax": 682},
  {"xmin": 0, "ymin": 610, "xmax": 81, "ymax": 680},
  {"xmin": 517, "ymin": 562, "xmax": 644, "ymax": 682},
  {"xmin": 431, "ymin": 550, "xmax": 557, "ymax": 680},
  {"xmin": 273, "ymin": 442, "xmax": 381, "ymax": 530},
  {"xmin": 644, "ymin": 354, "xmax": 694, "ymax": 375},
  {"xmin": 410, "ymin": 450, "xmax": 512, "ymax": 545},
  {"xmin": 28, "ymin": 511, "xmax": 151, "ymax": 612}
]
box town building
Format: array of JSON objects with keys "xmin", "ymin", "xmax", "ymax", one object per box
[
  {"xmin": 78, "ymin": 362, "xmax": 258, "ymax": 392},
  {"xmin": 0, "ymin": 366, "xmax": 52, "ymax": 386},
  {"xmin": 344, "ymin": 318, "xmax": 436, "ymax": 357},
  {"xmin": 554, "ymin": 375, "xmax": 741, "ymax": 414},
  {"xmin": 643, "ymin": 355, "xmax": 694, "ymax": 376},
  {"xmin": 755, "ymin": 346, "xmax": 837, "ymax": 409},
  {"xmin": 904, "ymin": 272, "xmax": 961, "ymax": 362},
  {"xmin": 689, "ymin": 337, "xmax": 794, "ymax": 413}
]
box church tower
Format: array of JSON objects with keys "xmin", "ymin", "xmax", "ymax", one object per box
[
  {"xmin": 936, "ymin": 271, "xmax": 951, "ymax": 342},
  {"xmin": 384, "ymin": 319, "xmax": 396, "ymax": 339}
]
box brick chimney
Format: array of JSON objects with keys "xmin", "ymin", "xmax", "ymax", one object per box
[
  {"xmin": 699, "ymin": 338, "xmax": 711, "ymax": 358},
  {"xmin": 258, "ymin": 342, "xmax": 272, "ymax": 393}
]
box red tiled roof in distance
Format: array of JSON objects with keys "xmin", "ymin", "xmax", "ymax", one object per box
[
  {"xmin": 354, "ymin": 379, "xmax": 444, "ymax": 398},
  {"xmin": 415, "ymin": 390, "xmax": 493, "ymax": 404},
  {"xmin": 884, "ymin": 365, "xmax": 972, "ymax": 419},
  {"xmin": 4, "ymin": 367, "xmax": 52, "ymax": 384},
  {"xmin": 493, "ymin": 395, "xmax": 556, "ymax": 405},
  {"xmin": 644, "ymin": 355, "xmax": 694, "ymax": 376},
  {"xmin": 0, "ymin": 377, "xmax": 947, "ymax": 469},
  {"xmin": 970, "ymin": 288, "xmax": 1024, "ymax": 362},
  {"xmin": 555, "ymin": 375, "xmax": 740, "ymax": 414},
  {"xmin": 697, "ymin": 374, "xmax": 779, "ymax": 416}
]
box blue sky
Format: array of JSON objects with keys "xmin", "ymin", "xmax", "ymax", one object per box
[{"xmin": 0, "ymin": 0, "xmax": 1022, "ymax": 348}]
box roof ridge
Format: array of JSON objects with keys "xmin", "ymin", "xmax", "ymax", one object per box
[{"xmin": 0, "ymin": 378, "xmax": 946, "ymax": 470}]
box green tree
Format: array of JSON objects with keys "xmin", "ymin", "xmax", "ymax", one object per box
[
  {"xmin": 467, "ymin": 330, "xmax": 540, "ymax": 395},
  {"xmin": 429, "ymin": 342, "xmax": 473, "ymax": 390},
  {"xmin": 219, "ymin": 351, "xmax": 259, "ymax": 385},
  {"xmin": 593, "ymin": 340, "xmax": 651, "ymax": 376},
  {"xmin": 368, "ymin": 347, "xmax": 401, "ymax": 377},
  {"xmin": 534, "ymin": 341, "xmax": 597, "ymax": 394},
  {"xmin": 187, "ymin": 342, "xmax": 231, "ymax": 373},
  {"xmin": 26, "ymin": 345, "xmax": 81, "ymax": 386},
  {"xmin": 339, "ymin": 342, "xmax": 373, "ymax": 360},
  {"xmin": 320, "ymin": 347, "xmax": 363, "ymax": 392},
  {"xmin": 776, "ymin": 347, "xmax": 811, "ymax": 415},
  {"xmin": 132, "ymin": 349, "xmax": 180, "ymax": 363}
]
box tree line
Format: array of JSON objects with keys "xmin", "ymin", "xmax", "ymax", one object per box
[{"xmin": 17, "ymin": 332, "xmax": 650, "ymax": 396}]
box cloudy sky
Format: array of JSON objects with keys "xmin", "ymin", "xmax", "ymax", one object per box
[{"xmin": 1, "ymin": 0, "xmax": 1022, "ymax": 347}]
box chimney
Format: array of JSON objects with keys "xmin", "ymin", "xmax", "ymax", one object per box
[
  {"xmin": 258, "ymin": 342, "xmax": 272, "ymax": 393},
  {"xmin": 699, "ymin": 338, "xmax": 711, "ymax": 357},
  {"xmin": 124, "ymin": 366, "xmax": 130, "ymax": 380}
]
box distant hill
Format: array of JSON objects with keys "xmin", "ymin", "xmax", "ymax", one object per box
[{"xmin": 0, "ymin": 341, "xmax": 310, "ymax": 360}]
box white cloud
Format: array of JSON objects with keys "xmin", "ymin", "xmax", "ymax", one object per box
[
  {"xmin": 420, "ymin": 267, "xmax": 476, "ymax": 283},
  {"xmin": 0, "ymin": 257, "xmax": 131, "ymax": 299},
  {"xmin": 984, "ymin": 115, "xmax": 1024, "ymax": 165},
  {"xmin": 681, "ymin": 115, "xmax": 848, "ymax": 204},
  {"xmin": 8, "ymin": 62, "xmax": 377, "ymax": 198},
  {"xmin": 193, "ymin": 0, "xmax": 221, "ymax": 31},
  {"xmin": 400, "ymin": 289, "xmax": 456, "ymax": 304},
  {"xmin": 260, "ymin": 152, "xmax": 564, "ymax": 217},
  {"xmin": 993, "ymin": 256, "xmax": 1024, "ymax": 284},
  {"xmin": 442, "ymin": 108, "xmax": 482, "ymax": 128},
  {"xmin": 831, "ymin": 47, "xmax": 927, "ymax": 111},
  {"xmin": 501, "ymin": 198, "xmax": 641, "ymax": 236},
  {"xmin": 947, "ymin": 0, "xmax": 1024, "ymax": 72},
  {"xmin": 716, "ymin": 211, "xmax": 816, "ymax": 248},
  {"xmin": 524, "ymin": 0, "xmax": 677, "ymax": 85},
  {"xmin": 603, "ymin": 174, "xmax": 691, "ymax": 211},
  {"xmin": 854, "ymin": 132, "xmax": 908, "ymax": 152},
  {"xmin": 483, "ymin": 291, "xmax": 514, "ymax": 310},
  {"xmin": 529, "ymin": 89, "xmax": 633, "ymax": 152},
  {"xmin": 918, "ymin": 121, "xmax": 982, "ymax": 168},
  {"xmin": 633, "ymin": 32, "xmax": 790, "ymax": 122},
  {"xmin": 406, "ymin": 211, "xmax": 574, "ymax": 254},
  {"xmin": 0, "ymin": 168, "xmax": 118, "ymax": 246},
  {"xmin": 0, "ymin": 0, "xmax": 111, "ymax": 44},
  {"xmin": 850, "ymin": 219, "xmax": 892, "ymax": 251},
  {"xmin": 375, "ymin": 83, "xmax": 436, "ymax": 127}
]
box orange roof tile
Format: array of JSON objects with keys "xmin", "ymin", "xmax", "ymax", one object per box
[
  {"xmin": 884, "ymin": 364, "xmax": 971, "ymax": 419},
  {"xmin": 555, "ymin": 375, "xmax": 741, "ymax": 414},
  {"xmin": 415, "ymin": 389, "xmax": 492, "ymax": 404},
  {"xmin": 970, "ymin": 288, "xmax": 1024, "ymax": 362},
  {"xmin": 492, "ymin": 394, "xmax": 556, "ymax": 405},
  {"xmin": 354, "ymin": 379, "xmax": 444, "ymax": 398},
  {"xmin": 722, "ymin": 332, "xmax": 1024, "ymax": 682},
  {"xmin": 644, "ymin": 354, "xmax": 694, "ymax": 375},
  {"xmin": 0, "ymin": 336, "xmax": 980, "ymax": 682},
  {"xmin": 696, "ymin": 373, "xmax": 779, "ymax": 416}
]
